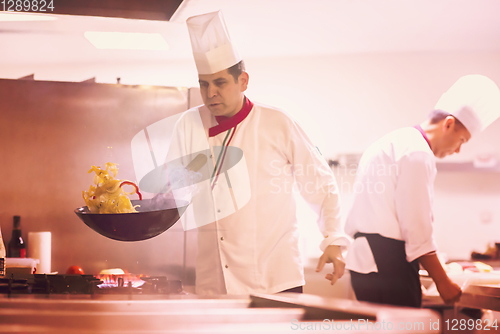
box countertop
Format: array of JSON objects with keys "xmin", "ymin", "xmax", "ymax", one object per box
[{"xmin": 0, "ymin": 292, "xmax": 441, "ymax": 333}]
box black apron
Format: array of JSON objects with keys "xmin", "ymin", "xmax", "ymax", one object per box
[{"xmin": 350, "ymin": 232, "xmax": 422, "ymax": 308}]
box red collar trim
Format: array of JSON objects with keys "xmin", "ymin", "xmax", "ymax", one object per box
[
  {"xmin": 208, "ymin": 97, "xmax": 254, "ymax": 137},
  {"xmin": 413, "ymin": 125, "xmax": 432, "ymax": 149}
]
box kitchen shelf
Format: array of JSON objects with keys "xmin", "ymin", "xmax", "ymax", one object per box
[
  {"xmin": 329, "ymin": 160, "xmax": 500, "ymax": 173},
  {"xmin": 436, "ymin": 162, "xmax": 500, "ymax": 173}
]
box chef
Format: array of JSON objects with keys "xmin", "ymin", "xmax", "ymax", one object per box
[
  {"xmin": 345, "ymin": 75, "xmax": 500, "ymax": 307},
  {"xmin": 167, "ymin": 11, "xmax": 350, "ymax": 295}
]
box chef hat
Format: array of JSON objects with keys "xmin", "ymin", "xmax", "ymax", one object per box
[
  {"xmin": 434, "ymin": 74, "xmax": 500, "ymax": 137},
  {"xmin": 186, "ymin": 11, "xmax": 242, "ymax": 75}
]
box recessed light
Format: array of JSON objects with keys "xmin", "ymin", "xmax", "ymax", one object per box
[{"xmin": 84, "ymin": 32, "xmax": 168, "ymax": 50}]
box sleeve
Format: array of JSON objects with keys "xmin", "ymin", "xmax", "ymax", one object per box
[
  {"xmin": 286, "ymin": 118, "xmax": 351, "ymax": 251},
  {"xmin": 395, "ymin": 151, "xmax": 438, "ymax": 262}
]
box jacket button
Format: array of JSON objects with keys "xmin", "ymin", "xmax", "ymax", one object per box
[
  {"xmin": 225, "ymin": 265, "xmax": 229, "ymax": 269},
  {"xmin": 217, "ymin": 209, "xmax": 221, "ymax": 213},
  {"xmin": 220, "ymin": 237, "xmax": 224, "ymax": 241}
]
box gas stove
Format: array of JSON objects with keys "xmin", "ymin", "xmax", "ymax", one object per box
[{"xmin": 0, "ymin": 274, "xmax": 183, "ymax": 296}]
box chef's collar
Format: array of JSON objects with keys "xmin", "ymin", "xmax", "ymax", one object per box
[
  {"xmin": 209, "ymin": 96, "xmax": 254, "ymax": 137},
  {"xmin": 413, "ymin": 125, "xmax": 432, "ymax": 150}
]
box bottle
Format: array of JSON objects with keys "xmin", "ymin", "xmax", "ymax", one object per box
[
  {"xmin": 7, "ymin": 216, "xmax": 26, "ymax": 258},
  {"xmin": 0, "ymin": 228, "xmax": 5, "ymax": 276}
]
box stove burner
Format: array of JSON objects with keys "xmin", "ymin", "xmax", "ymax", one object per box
[
  {"xmin": 0, "ymin": 274, "xmax": 183, "ymax": 295},
  {"xmin": 97, "ymin": 276, "xmax": 182, "ymax": 295},
  {"xmin": 141, "ymin": 276, "xmax": 183, "ymax": 294},
  {"xmin": 33, "ymin": 274, "xmax": 101, "ymax": 294},
  {"xmin": 0, "ymin": 277, "xmax": 30, "ymax": 294}
]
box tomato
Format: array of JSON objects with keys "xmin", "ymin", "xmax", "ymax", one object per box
[{"xmin": 66, "ymin": 265, "xmax": 85, "ymax": 275}]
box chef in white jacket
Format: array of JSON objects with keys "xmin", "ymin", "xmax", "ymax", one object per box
[
  {"xmin": 345, "ymin": 74, "xmax": 500, "ymax": 307},
  {"xmin": 167, "ymin": 11, "xmax": 350, "ymax": 295}
]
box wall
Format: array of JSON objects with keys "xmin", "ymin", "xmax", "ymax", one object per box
[
  {"xmin": 4, "ymin": 51, "xmax": 499, "ymax": 159},
  {"xmin": 0, "ymin": 78, "xmax": 197, "ymax": 280},
  {"xmin": 245, "ymin": 52, "xmax": 500, "ymax": 159},
  {"xmin": 1, "ymin": 49, "xmax": 500, "ymax": 283},
  {"xmin": 244, "ymin": 51, "xmax": 500, "ymax": 263}
]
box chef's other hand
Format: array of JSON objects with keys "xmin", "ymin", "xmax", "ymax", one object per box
[
  {"xmin": 436, "ymin": 278, "xmax": 462, "ymax": 304},
  {"xmin": 316, "ymin": 245, "xmax": 345, "ymax": 285}
]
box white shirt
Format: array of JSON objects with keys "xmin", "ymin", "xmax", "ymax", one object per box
[
  {"xmin": 345, "ymin": 127, "xmax": 438, "ymax": 274},
  {"xmin": 171, "ymin": 100, "xmax": 350, "ymax": 295}
]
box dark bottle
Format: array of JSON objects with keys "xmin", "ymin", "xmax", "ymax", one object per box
[{"xmin": 7, "ymin": 216, "xmax": 26, "ymax": 258}]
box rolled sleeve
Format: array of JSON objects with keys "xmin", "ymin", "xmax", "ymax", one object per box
[{"xmin": 395, "ymin": 151, "xmax": 437, "ymax": 262}]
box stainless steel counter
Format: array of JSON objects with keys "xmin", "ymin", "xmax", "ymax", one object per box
[
  {"xmin": 0, "ymin": 293, "xmax": 441, "ymax": 333},
  {"xmin": 423, "ymin": 283, "xmax": 500, "ymax": 334},
  {"xmin": 459, "ymin": 284, "xmax": 500, "ymax": 311}
]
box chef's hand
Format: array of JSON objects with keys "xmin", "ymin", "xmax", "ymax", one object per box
[
  {"xmin": 418, "ymin": 252, "xmax": 462, "ymax": 304},
  {"xmin": 316, "ymin": 245, "xmax": 345, "ymax": 285},
  {"xmin": 435, "ymin": 278, "xmax": 462, "ymax": 304}
]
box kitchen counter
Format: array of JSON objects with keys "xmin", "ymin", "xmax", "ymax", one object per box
[
  {"xmin": 422, "ymin": 278, "xmax": 500, "ymax": 334},
  {"xmin": 0, "ymin": 293, "xmax": 441, "ymax": 333}
]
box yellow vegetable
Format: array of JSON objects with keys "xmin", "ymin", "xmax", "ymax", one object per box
[{"xmin": 82, "ymin": 162, "xmax": 141, "ymax": 213}]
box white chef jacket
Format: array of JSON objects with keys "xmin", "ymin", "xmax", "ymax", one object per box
[
  {"xmin": 345, "ymin": 127, "xmax": 438, "ymax": 274},
  {"xmin": 170, "ymin": 97, "xmax": 349, "ymax": 295}
]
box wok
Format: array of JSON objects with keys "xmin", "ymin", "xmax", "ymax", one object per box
[{"xmin": 74, "ymin": 198, "xmax": 189, "ymax": 241}]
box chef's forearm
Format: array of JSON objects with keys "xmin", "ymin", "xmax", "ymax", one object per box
[
  {"xmin": 317, "ymin": 188, "xmax": 348, "ymax": 251},
  {"xmin": 418, "ymin": 252, "xmax": 450, "ymax": 285}
]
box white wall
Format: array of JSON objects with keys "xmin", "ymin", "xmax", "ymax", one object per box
[
  {"xmin": 244, "ymin": 51, "xmax": 500, "ymax": 262},
  {"xmin": 245, "ymin": 52, "xmax": 500, "ymax": 160}
]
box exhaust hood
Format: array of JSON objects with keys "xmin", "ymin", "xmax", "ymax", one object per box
[{"xmin": 19, "ymin": 0, "xmax": 184, "ymax": 21}]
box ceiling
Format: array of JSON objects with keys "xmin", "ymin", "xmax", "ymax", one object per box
[{"xmin": 1, "ymin": 0, "xmax": 500, "ymax": 77}]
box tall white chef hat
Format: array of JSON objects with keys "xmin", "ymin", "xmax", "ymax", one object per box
[
  {"xmin": 186, "ymin": 11, "xmax": 242, "ymax": 75},
  {"xmin": 434, "ymin": 74, "xmax": 500, "ymax": 137}
]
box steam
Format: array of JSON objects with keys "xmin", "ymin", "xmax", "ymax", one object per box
[{"xmin": 149, "ymin": 154, "xmax": 207, "ymax": 211}]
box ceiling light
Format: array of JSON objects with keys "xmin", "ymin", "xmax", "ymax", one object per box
[
  {"xmin": 84, "ymin": 32, "xmax": 168, "ymax": 50},
  {"xmin": 0, "ymin": 12, "xmax": 57, "ymax": 21}
]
